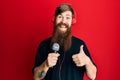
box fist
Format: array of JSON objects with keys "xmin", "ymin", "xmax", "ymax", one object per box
[
  {"xmin": 46, "ymin": 53, "xmax": 60, "ymax": 67},
  {"xmin": 72, "ymin": 45, "xmax": 90, "ymax": 67}
]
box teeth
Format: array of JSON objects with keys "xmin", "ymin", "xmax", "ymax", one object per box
[
  {"xmin": 60, "ymin": 25, "xmax": 66, "ymax": 28},
  {"xmin": 58, "ymin": 25, "xmax": 67, "ymax": 31}
]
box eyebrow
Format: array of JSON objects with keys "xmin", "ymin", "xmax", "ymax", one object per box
[
  {"xmin": 66, "ymin": 14, "xmax": 72, "ymax": 17},
  {"xmin": 58, "ymin": 13, "xmax": 72, "ymax": 17},
  {"xmin": 66, "ymin": 14, "xmax": 71, "ymax": 16}
]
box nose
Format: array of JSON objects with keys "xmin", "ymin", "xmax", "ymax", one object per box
[{"xmin": 62, "ymin": 17, "xmax": 66, "ymax": 23}]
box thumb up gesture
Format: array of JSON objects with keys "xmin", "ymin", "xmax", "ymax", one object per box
[{"xmin": 72, "ymin": 45, "xmax": 90, "ymax": 67}]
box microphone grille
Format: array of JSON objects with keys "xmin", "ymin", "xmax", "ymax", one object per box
[{"xmin": 52, "ymin": 43, "xmax": 60, "ymax": 52}]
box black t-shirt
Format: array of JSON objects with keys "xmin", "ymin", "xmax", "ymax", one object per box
[{"xmin": 33, "ymin": 36, "xmax": 92, "ymax": 80}]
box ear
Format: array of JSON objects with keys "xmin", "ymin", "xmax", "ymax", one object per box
[
  {"xmin": 72, "ymin": 18, "xmax": 76, "ymax": 24},
  {"xmin": 51, "ymin": 17, "xmax": 55, "ymax": 23},
  {"xmin": 72, "ymin": 10, "xmax": 77, "ymax": 24}
]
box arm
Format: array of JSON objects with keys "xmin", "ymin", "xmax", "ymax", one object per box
[
  {"xmin": 72, "ymin": 45, "xmax": 97, "ymax": 80},
  {"xmin": 85, "ymin": 56, "xmax": 97, "ymax": 80},
  {"xmin": 33, "ymin": 53, "xmax": 60, "ymax": 80},
  {"xmin": 33, "ymin": 60, "xmax": 49, "ymax": 80}
]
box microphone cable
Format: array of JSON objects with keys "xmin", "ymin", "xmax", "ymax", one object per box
[{"xmin": 58, "ymin": 52, "xmax": 66, "ymax": 80}]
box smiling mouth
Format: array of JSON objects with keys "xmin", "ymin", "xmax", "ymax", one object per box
[{"xmin": 59, "ymin": 25, "xmax": 67, "ymax": 31}]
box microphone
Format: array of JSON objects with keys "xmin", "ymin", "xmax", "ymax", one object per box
[
  {"xmin": 51, "ymin": 43, "xmax": 60, "ymax": 68},
  {"xmin": 52, "ymin": 43, "xmax": 60, "ymax": 53}
]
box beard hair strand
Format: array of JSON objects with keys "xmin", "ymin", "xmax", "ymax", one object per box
[{"xmin": 50, "ymin": 22, "xmax": 72, "ymax": 52}]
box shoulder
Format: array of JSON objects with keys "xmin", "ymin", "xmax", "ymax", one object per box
[
  {"xmin": 38, "ymin": 37, "xmax": 51, "ymax": 48},
  {"xmin": 41, "ymin": 37, "xmax": 51, "ymax": 44},
  {"xmin": 72, "ymin": 36, "xmax": 85, "ymax": 44}
]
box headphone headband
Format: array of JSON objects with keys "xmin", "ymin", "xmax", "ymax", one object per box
[{"xmin": 52, "ymin": 4, "xmax": 77, "ymax": 24}]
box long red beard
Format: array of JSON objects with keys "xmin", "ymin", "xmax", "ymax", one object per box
[{"xmin": 50, "ymin": 22, "xmax": 72, "ymax": 52}]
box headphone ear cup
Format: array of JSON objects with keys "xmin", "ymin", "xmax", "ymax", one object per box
[
  {"xmin": 72, "ymin": 8, "xmax": 77, "ymax": 24},
  {"xmin": 72, "ymin": 18, "xmax": 76, "ymax": 24},
  {"xmin": 51, "ymin": 17, "xmax": 55, "ymax": 23}
]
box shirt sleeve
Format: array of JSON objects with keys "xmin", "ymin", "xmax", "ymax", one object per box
[
  {"xmin": 32, "ymin": 42, "xmax": 46, "ymax": 73},
  {"xmin": 82, "ymin": 42, "xmax": 93, "ymax": 61},
  {"xmin": 82, "ymin": 41, "xmax": 96, "ymax": 67}
]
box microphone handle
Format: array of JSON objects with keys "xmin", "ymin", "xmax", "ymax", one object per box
[
  {"xmin": 54, "ymin": 51, "xmax": 57, "ymax": 53},
  {"xmin": 52, "ymin": 51, "xmax": 58, "ymax": 68}
]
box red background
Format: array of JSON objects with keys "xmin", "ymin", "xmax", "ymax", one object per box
[{"xmin": 0, "ymin": 0, "xmax": 120, "ymax": 80}]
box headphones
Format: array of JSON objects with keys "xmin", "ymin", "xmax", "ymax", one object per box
[
  {"xmin": 72, "ymin": 14, "xmax": 77, "ymax": 24},
  {"xmin": 51, "ymin": 11, "xmax": 77, "ymax": 24}
]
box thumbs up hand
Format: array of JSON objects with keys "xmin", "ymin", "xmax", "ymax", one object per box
[{"xmin": 72, "ymin": 45, "xmax": 90, "ymax": 67}]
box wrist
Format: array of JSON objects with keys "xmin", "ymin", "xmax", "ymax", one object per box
[
  {"xmin": 45, "ymin": 60, "xmax": 50, "ymax": 68},
  {"xmin": 42, "ymin": 60, "xmax": 49, "ymax": 72},
  {"xmin": 85, "ymin": 57, "xmax": 91, "ymax": 66}
]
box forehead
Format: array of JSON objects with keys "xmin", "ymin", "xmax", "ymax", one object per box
[{"xmin": 59, "ymin": 11, "xmax": 72, "ymax": 16}]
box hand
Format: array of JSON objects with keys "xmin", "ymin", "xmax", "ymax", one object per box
[
  {"xmin": 72, "ymin": 45, "xmax": 90, "ymax": 67},
  {"xmin": 46, "ymin": 53, "xmax": 60, "ymax": 68}
]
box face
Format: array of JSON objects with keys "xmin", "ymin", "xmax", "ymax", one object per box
[{"xmin": 55, "ymin": 11, "xmax": 72, "ymax": 33}]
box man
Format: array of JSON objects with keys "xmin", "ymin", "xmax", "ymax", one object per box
[{"xmin": 32, "ymin": 4, "xmax": 97, "ymax": 80}]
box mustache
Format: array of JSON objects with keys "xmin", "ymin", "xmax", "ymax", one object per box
[{"xmin": 55, "ymin": 22, "xmax": 69, "ymax": 28}]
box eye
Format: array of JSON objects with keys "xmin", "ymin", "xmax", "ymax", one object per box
[
  {"xmin": 66, "ymin": 17, "xmax": 70, "ymax": 19},
  {"xmin": 66, "ymin": 16, "xmax": 72, "ymax": 20},
  {"xmin": 57, "ymin": 15, "xmax": 62, "ymax": 18}
]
